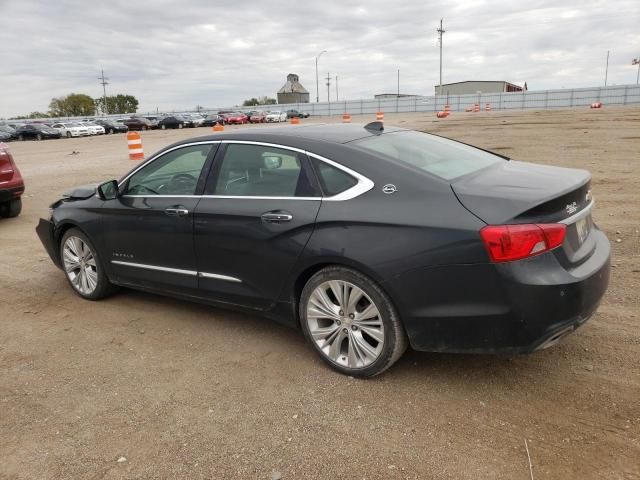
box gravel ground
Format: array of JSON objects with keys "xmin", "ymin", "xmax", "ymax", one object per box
[{"xmin": 1, "ymin": 107, "xmax": 639, "ymax": 479}]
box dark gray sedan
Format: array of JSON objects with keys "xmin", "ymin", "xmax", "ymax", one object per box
[{"xmin": 36, "ymin": 123, "xmax": 610, "ymax": 377}]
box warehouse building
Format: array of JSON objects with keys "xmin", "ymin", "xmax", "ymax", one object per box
[
  {"xmin": 435, "ymin": 81, "xmax": 526, "ymax": 95},
  {"xmin": 277, "ymin": 73, "xmax": 310, "ymax": 104}
]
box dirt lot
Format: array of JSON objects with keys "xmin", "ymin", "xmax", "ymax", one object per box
[{"xmin": 1, "ymin": 107, "xmax": 639, "ymax": 479}]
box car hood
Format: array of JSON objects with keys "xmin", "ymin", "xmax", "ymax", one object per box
[
  {"xmin": 62, "ymin": 183, "xmax": 97, "ymax": 200},
  {"xmin": 451, "ymin": 160, "xmax": 591, "ymax": 224}
]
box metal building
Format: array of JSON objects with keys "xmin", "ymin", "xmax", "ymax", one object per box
[
  {"xmin": 277, "ymin": 73, "xmax": 310, "ymax": 104},
  {"xmin": 435, "ymin": 81, "xmax": 526, "ymax": 95}
]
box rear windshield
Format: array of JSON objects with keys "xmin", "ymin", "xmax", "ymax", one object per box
[{"xmin": 352, "ymin": 131, "xmax": 503, "ymax": 180}]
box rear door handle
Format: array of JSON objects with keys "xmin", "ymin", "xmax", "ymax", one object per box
[
  {"xmin": 261, "ymin": 211, "xmax": 293, "ymax": 223},
  {"xmin": 165, "ymin": 206, "xmax": 189, "ymax": 217}
]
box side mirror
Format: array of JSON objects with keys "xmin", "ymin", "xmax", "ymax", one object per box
[
  {"xmin": 97, "ymin": 180, "xmax": 119, "ymax": 200},
  {"xmin": 263, "ymin": 155, "xmax": 282, "ymax": 170}
]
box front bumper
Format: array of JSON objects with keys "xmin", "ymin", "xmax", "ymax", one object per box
[
  {"xmin": 395, "ymin": 229, "xmax": 611, "ymax": 354},
  {"xmin": 36, "ymin": 218, "xmax": 61, "ymax": 268}
]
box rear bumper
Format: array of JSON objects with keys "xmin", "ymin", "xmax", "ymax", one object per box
[
  {"xmin": 36, "ymin": 218, "xmax": 61, "ymax": 268},
  {"xmin": 395, "ymin": 229, "xmax": 611, "ymax": 354},
  {"xmin": 0, "ymin": 185, "xmax": 24, "ymax": 202}
]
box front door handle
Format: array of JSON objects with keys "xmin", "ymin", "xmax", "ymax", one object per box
[
  {"xmin": 165, "ymin": 206, "xmax": 189, "ymax": 217},
  {"xmin": 261, "ymin": 211, "xmax": 293, "ymax": 223}
]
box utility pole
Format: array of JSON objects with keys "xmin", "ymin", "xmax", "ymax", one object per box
[
  {"xmin": 326, "ymin": 72, "xmax": 331, "ymax": 103},
  {"xmin": 335, "ymin": 75, "xmax": 339, "ymax": 102},
  {"xmin": 633, "ymin": 57, "xmax": 640, "ymax": 84},
  {"xmin": 98, "ymin": 69, "xmax": 109, "ymax": 115},
  {"xmin": 315, "ymin": 50, "xmax": 327, "ymax": 103},
  {"xmin": 437, "ymin": 19, "xmax": 445, "ymax": 96},
  {"xmin": 604, "ymin": 50, "xmax": 610, "ymax": 87},
  {"xmin": 397, "ymin": 69, "xmax": 400, "ymax": 97}
]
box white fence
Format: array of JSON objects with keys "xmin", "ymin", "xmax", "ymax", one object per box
[{"xmin": 217, "ymin": 84, "xmax": 640, "ymax": 117}]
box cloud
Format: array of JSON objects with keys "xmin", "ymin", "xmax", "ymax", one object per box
[{"xmin": 1, "ymin": 0, "xmax": 638, "ymax": 117}]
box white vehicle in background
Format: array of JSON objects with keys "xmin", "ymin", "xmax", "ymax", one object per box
[
  {"xmin": 50, "ymin": 122, "xmax": 90, "ymax": 138},
  {"xmin": 80, "ymin": 122, "xmax": 106, "ymax": 135},
  {"xmin": 265, "ymin": 110, "xmax": 287, "ymax": 123},
  {"xmin": 186, "ymin": 113, "xmax": 205, "ymax": 127}
]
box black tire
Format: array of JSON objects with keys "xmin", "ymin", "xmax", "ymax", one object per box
[
  {"xmin": 109, "ymin": 128, "xmax": 115, "ymax": 134},
  {"xmin": 18, "ymin": 135, "xmax": 24, "ymax": 141},
  {"xmin": 66, "ymin": 132, "xmax": 72, "ymax": 138},
  {"xmin": 0, "ymin": 198, "xmax": 22, "ymax": 218},
  {"xmin": 59, "ymin": 228, "xmax": 118, "ymax": 300},
  {"xmin": 161, "ymin": 124, "xmax": 166, "ymax": 130},
  {"xmin": 36, "ymin": 134, "xmax": 42, "ymax": 141},
  {"xmin": 299, "ymin": 266, "xmax": 408, "ymax": 377}
]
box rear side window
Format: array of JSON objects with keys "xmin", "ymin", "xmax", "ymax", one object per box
[
  {"xmin": 312, "ymin": 158, "xmax": 357, "ymax": 196},
  {"xmin": 352, "ymin": 131, "xmax": 502, "ymax": 180}
]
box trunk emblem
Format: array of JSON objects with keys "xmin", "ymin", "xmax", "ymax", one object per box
[
  {"xmin": 382, "ymin": 184, "xmax": 398, "ymax": 194},
  {"xmin": 566, "ymin": 202, "xmax": 578, "ymax": 214}
]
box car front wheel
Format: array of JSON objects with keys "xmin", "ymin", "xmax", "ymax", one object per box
[
  {"xmin": 60, "ymin": 228, "xmax": 117, "ymax": 300},
  {"xmin": 0, "ymin": 198, "xmax": 21, "ymax": 218},
  {"xmin": 300, "ymin": 266, "xmax": 407, "ymax": 377}
]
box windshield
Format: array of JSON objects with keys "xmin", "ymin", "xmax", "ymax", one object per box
[{"xmin": 352, "ymin": 130, "xmax": 503, "ymax": 181}]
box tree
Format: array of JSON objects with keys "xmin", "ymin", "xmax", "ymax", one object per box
[
  {"xmin": 242, "ymin": 96, "xmax": 277, "ymax": 107},
  {"xmin": 95, "ymin": 94, "xmax": 139, "ymax": 115},
  {"xmin": 49, "ymin": 93, "xmax": 96, "ymax": 117}
]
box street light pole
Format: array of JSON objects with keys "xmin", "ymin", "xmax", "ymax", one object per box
[
  {"xmin": 633, "ymin": 58, "xmax": 640, "ymax": 85},
  {"xmin": 315, "ymin": 50, "xmax": 327, "ymax": 103}
]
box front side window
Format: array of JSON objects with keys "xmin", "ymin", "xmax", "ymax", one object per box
[
  {"xmin": 352, "ymin": 131, "xmax": 503, "ymax": 181},
  {"xmin": 125, "ymin": 144, "xmax": 213, "ymax": 196},
  {"xmin": 209, "ymin": 144, "xmax": 316, "ymax": 197}
]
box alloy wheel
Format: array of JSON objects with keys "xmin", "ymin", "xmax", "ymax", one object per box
[
  {"xmin": 62, "ymin": 236, "xmax": 98, "ymax": 295},
  {"xmin": 306, "ymin": 280, "xmax": 384, "ymax": 368}
]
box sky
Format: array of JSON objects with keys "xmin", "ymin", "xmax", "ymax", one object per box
[{"xmin": 1, "ymin": 0, "xmax": 639, "ymax": 118}]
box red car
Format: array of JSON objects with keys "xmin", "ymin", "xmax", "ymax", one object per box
[
  {"xmin": 249, "ymin": 112, "xmax": 266, "ymax": 123},
  {"xmin": 0, "ymin": 143, "xmax": 24, "ymax": 218},
  {"xmin": 224, "ymin": 112, "xmax": 248, "ymax": 125}
]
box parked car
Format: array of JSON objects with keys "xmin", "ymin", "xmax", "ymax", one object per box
[
  {"xmin": 249, "ymin": 112, "xmax": 267, "ymax": 123},
  {"xmin": 0, "ymin": 131, "xmax": 13, "ymax": 142},
  {"xmin": 0, "ymin": 143, "xmax": 24, "ymax": 218},
  {"xmin": 15, "ymin": 124, "xmax": 62, "ymax": 141},
  {"xmin": 287, "ymin": 109, "xmax": 309, "ymax": 119},
  {"xmin": 202, "ymin": 114, "xmax": 224, "ymax": 127},
  {"xmin": 185, "ymin": 113, "xmax": 205, "ymax": 127},
  {"xmin": 35, "ymin": 123, "xmax": 610, "ymax": 377},
  {"xmin": 0, "ymin": 125, "xmax": 18, "ymax": 141},
  {"xmin": 265, "ymin": 111, "xmax": 287, "ymax": 122},
  {"xmin": 50, "ymin": 122, "xmax": 90, "ymax": 138},
  {"xmin": 123, "ymin": 117, "xmax": 153, "ymax": 131},
  {"xmin": 144, "ymin": 116, "xmax": 160, "ymax": 129},
  {"xmin": 158, "ymin": 115, "xmax": 187, "ymax": 129},
  {"xmin": 82, "ymin": 122, "xmax": 106, "ymax": 135},
  {"xmin": 94, "ymin": 119, "xmax": 128, "ymax": 134},
  {"xmin": 224, "ymin": 112, "xmax": 248, "ymax": 125}
]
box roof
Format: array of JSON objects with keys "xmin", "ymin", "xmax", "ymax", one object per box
[
  {"xmin": 177, "ymin": 123, "xmax": 407, "ymax": 148},
  {"xmin": 435, "ymin": 80, "xmax": 522, "ymax": 88},
  {"xmin": 277, "ymin": 73, "xmax": 309, "ymax": 94}
]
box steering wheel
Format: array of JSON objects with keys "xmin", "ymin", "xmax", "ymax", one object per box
[{"xmin": 166, "ymin": 173, "xmax": 197, "ymax": 194}]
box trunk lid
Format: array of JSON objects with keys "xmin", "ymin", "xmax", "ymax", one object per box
[{"xmin": 452, "ymin": 160, "xmax": 595, "ymax": 266}]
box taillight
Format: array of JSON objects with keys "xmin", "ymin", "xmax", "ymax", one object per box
[{"xmin": 480, "ymin": 223, "xmax": 566, "ymax": 263}]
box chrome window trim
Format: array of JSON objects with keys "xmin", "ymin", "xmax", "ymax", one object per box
[
  {"xmin": 560, "ymin": 200, "xmax": 594, "ymax": 225},
  {"xmin": 111, "ymin": 260, "xmax": 197, "ymax": 276},
  {"xmin": 117, "ymin": 139, "xmax": 374, "ymax": 202},
  {"xmin": 198, "ymin": 272, "xmax": 242, "ymax": 283}
]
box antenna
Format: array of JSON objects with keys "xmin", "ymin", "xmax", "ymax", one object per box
[{"xmin": 98, "ymin": 69, "xmax": 109, "ymax": 115}]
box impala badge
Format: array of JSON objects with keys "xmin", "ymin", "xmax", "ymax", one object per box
[{"xmin": 565, "ymin": 202, "xmax": 578, "ymax": 215}]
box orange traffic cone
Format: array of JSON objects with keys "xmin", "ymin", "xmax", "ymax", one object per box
[{"xmin": 127, "ymin": 131, "xmax": 144, "ymax": 161}]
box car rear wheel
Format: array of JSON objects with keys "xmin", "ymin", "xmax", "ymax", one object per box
[
  {"xmin": 300, "ymin": 266, "xmax": 407, "ymax": 377},
  {"xmin": 0, "ymin": 198, "xmax": 21, "ymax": 218},
  {"xmin": 66, "ymin": 132, "xmax": 72, "ymax": 138},
  {"xmin": 60, "ymin": 228, "xmax": 117, "ymax": 300}
]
